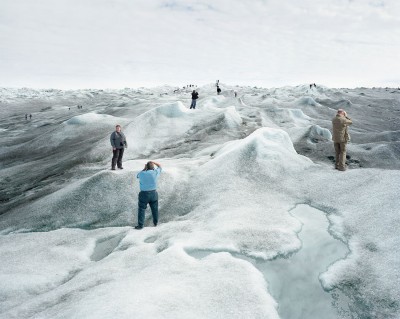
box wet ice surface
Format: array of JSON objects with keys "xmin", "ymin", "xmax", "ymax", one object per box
[
  {"xmin": 0, "ymin": 85, "xmax": 400, "ymax": 318},
  {"xmin": 259, "ymin": 205, "xmax": 349, "ymax": 319},
  {"xmin": 187, "ymin": 204, "xmax": 350, "ymax": 319}
]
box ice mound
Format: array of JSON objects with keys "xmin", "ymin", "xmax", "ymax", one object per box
[
  {"xmin": 0, "ymin": 228, "xmax": 126, "ymax": 312},
  {"xmin": 349, "ymin": 142, "xmax": 400, "ymax": 169},
  {"xmin": 0, "ymin": 235, "xmax": 280, "ymax": 319},
  {"xmin": 151, "ymin": 101, "xmax": 188, "ymax": 118},
  {"xmin": 201, "ymin": 95, "xmax": 226, "ymax": 108},
  {"xmin": 296, "ymin": 96, "xmax": 318, "ymax": 107},
  {"xmin": 268, "ymin": 108, "xmax": 311, "ymax": 127},
  {"xmin": 155, "ymin": 128, "xmax": 312, "ymax": 259},
  {"xmin": 113, "ymin": 101, "xmax": 193, "ymax": 156},
  {"xmin": 119, "ymin": 101, "xmax": 241, "ymax": 157},
  {"xmin": 222, "ymin": 106, "xmax": 242, "ymax": 128},
  {"xmin": 64, "ymin": 113, "xmax": 117, "ymax": 125},
  {"xmin": 0, "ymin": 171, "xmax": 135, "ymax": 232},
  {"xmin": 331, "ymin": 98, "xmax": 352, "ymax": 109},
  {"xmin": 211, "ymin": 127, "xmax": 312, "ymax": 173},
  {"xmin": 308, "ymin": 125, "xmax": 332, "ymax": 141}
]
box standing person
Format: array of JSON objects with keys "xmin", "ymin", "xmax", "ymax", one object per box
[
  {"xmin": 29, "ymin": 114, "xmax": 32, "ymax": 119},
  {"xmin": 217, "ymin": 86, "xmax": 221, "ymax": 95},
  {"xmin": 332, "ymin": 109, "xmax": 352, "ymax": 171},
  {"xmin": 190, "ymin": 90, "xmax": 199, "ymax": 109},
  {"xmin": 135, "ymin": 161, "xmax": 162, "ymax": 229},
  {"xmin": 25, "ymin": 114, "xmax": 28, "ymax": 120},
  {"xmin": 110, "ymin": 124, "xmax": 127, "ymax": 170},
  {"xmin": 234, "ymin": 90, "xmax": 237, "ymax": 98}
]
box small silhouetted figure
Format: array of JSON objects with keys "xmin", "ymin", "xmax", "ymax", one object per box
[
  {"xmin": 313, "ymin": 83, "xmax": 317, "ymax": 88},
  {"xmin": 25, "ymin": 114, "xmax": 28, "ymax": 120},
  {"xmin": 29, "ymin": 114, "xmax": 32, "ymax": 119},
  {"xmin": 310, "ymin": 84, "xmax": 312, "ymax": 89},
  {"xmin": 234, "ymin": 90, "xmax": 237, "ymax": 97},
  {"xmin": 217, "ymin": 86, "xmax": 221, "ymax": 95},
  {"xmin": 190, "ymin": 90, "xmax": 199, "ymax": 109}
]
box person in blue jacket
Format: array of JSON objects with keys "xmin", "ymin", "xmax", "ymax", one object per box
[{"xmin": 135, "ymin": 161, "xmax": 162, "ymax": 229}]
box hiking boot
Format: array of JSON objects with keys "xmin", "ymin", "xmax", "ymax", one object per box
[
  {"xmin": 134, "ymin": 225, "xmax": 143, "ymax": 230},
  {"xmin": 111, "ymin": 168, "xmax": 116, "ymax": 170},
  {"xmin": 118, "ymin": 167, "xmax": 124, "ymax": 169}
]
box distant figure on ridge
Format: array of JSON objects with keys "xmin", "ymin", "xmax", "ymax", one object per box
[
  {"xmin": 110, "ymin": 124, "xmax": 127, "ymax": 170},
  {"xmin": 217, "ymin": 86, "xmax": 221, "ymax": 95},
  {"xmin": 135, "ymin": 161, "xmax": 162, "ymax": 229},
  {"xmin": 234, "ymin": 90, "xmax": 237, "ymax": 98},
  {"xmin": 25, "ymin": 114, "xmax": 28, "ymax": 120},
  {"xmin": 332, "ymin": 109, "xmax": 352, "ymax": 171},
  {"xmin": 29, "ymin": 114, "xmax": 32, "ymax": 119},
  {"xmin": 313, "ymin": 83, "xmax": 317, "ymax": 88},
  {"xmin": 190, "ymin": 90, "xmax": 199, "ymax": 109}
]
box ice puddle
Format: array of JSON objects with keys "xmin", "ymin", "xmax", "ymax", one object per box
[{"xmin": 188, "ymin": 204, "xmax": 350, "ymax": 318}]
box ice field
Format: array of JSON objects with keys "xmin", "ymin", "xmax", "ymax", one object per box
[{"xmin": 0, "ymin": 84, "xmax": 399, "ymax": 318}]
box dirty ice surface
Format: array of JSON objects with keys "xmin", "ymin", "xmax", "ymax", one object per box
[{"xmin": 0, "ymin": 84, "xmax": 399, "ymax": 319}]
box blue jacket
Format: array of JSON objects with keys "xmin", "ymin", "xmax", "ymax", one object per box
[{"xmin": 137, "ymin": 167, "xmax": 162, "ymax": 191}]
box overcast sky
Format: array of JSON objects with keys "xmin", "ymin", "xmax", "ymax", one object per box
[{"xmin": 0, "ymin": 0, "xmax": 399, "ymax": 89}]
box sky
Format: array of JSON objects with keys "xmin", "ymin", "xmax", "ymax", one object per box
[{"xmin": 0, "ymin": 0, "xmax": 399, "ymax": 89}]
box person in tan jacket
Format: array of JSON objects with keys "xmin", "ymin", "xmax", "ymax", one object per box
[{"xmin": 332, "ymin": 109, "xmax": 352, "ymax": 171}]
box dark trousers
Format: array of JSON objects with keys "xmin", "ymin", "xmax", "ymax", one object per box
[
  {"xmin": 138, "ymin": 190, "xmax": 158, "ymax": 227},
  {"xmin": 112, "ymin": 148, "xmax": 124, "ymax": 169},
  {"xmin": 190, "ymin": 99, "xmax": 197, "ymax": 109}
]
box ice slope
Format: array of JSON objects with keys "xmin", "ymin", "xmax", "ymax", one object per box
[{"xmin": 0, "ymin": 84, "xmax": 399, "ymax": 318}]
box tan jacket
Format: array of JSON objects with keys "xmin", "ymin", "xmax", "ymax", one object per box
[{"xmin": 332, "ymin": 115, "xmax": 352, "ymax": 143}]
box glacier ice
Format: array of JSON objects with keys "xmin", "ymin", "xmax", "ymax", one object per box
[{"xmin": 0, "ymin": 84, "xmax": 399, "ymax": 318}]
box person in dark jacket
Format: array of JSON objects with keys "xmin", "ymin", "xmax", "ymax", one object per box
[
  {"xmin": 217, "ymin": 86, "xmax": 221, "ymax": 95},
  {"xmin": 110, "ymin": 124, "xmax": 128, "ymax": 170},
  {"xmin": 190, "ymin": 90, "xmax": 199, "ymax": 109}
]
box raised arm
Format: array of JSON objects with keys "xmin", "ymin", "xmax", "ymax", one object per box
[{"xmin": 151, "ymin": 161, "xmax": 161, "ymax": 168}]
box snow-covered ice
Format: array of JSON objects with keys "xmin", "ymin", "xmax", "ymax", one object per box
[{"xmin": 0, "ymin": 84, "xmax": 399, "ymax": 318}]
